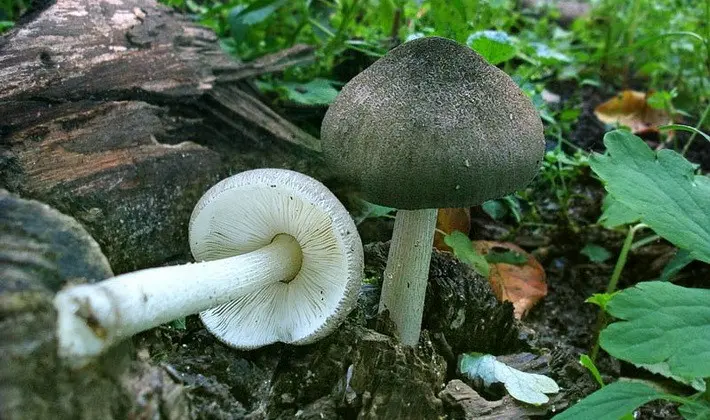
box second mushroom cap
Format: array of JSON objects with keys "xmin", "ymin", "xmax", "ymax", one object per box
[{"xmin": 321, "ymin": 36, "xmax": 545, "ymax": 210}]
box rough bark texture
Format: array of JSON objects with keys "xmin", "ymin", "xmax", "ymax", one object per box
[
  {"xmin": 0, "ymin": 0, "xmax": 325, "ymax": 273},
  {"xmin": 0, "ymin": 190, "xmax": 189, "ymax": 420}
]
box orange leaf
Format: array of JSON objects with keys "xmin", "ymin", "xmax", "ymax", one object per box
[
  {"xmin": 473, "ymin": 241, "xmax": 547, "ymax": 319},
  {"xmin": 434, "ymin": 208, "xmax": 470, "ymax": 251},
  {"xmin": 594, "ymin": 90, "xmax": 671, "ymax": 135}
]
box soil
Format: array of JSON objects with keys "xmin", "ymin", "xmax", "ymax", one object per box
[{"xmin": 129, "ymin": 224, "xmax": 686, "ymax": 419}]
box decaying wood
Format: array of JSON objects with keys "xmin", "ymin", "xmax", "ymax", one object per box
[
  {"xmin": 0, "ymin": 189, "xmax": 189, "ymax": 420},
  {"xmin": 0, "ymin": 0, "xmax": 325, "ymax": 273}
]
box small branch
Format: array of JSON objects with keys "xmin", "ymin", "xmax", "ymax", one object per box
[{"xmin": 214, "ymin": 44, "xmax": 316, "ymax": 83}]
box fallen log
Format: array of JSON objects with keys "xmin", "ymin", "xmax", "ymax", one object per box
[{"xmin": 0, "ymin": 0, "xmax": 325, "ymax": 273}]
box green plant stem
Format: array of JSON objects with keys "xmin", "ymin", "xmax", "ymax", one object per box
[
  {"xmin": 606, "ymin": 223, "xmax": 645, "ymax": 294},
  {"xmin": 681, "ymin": 103, "xmax": 710, "ymax": 156},
  {"xmin": 630, "ymin": 234, "xmax": 660, "ymax": 251},
  {"xmin": 590, "ymin": 223, "xmax": 646, "ymax": 361}
]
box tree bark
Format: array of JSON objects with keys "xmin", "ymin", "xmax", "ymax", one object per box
[
  {"xmin": 0, "ymin": 189, "xmax": 190, "ymax": 420},
  {"xmin": 0, "ymin": 0, "xmax": 326, "ymax": 273}
]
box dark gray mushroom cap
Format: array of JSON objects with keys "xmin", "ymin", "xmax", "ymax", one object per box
[{"xmin": 321, "ymin": 36, "xmax": 545, "ymax": 209}]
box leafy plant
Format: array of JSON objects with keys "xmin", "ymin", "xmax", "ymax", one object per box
[
  {"xmin": 559, "ymin": 129, "xmax": 710, "ymax": 418},
  {"xmin": 581, "ymin": 244, "xmax": 613, "ymax": 263},
  {"xmin": 0, "ymin": 0, "xmax": 28, "ymax": 32},
  {"xmin": 555, "ymin": 282, "xmax": 710, "ymax": 420},
  {"xmin": 460, "ymin": 352, "xmax": 560, "ymax": 405},
  {"xmin": 570, "ymin": 0, "xmax": 709, "ymax": 109},
  {"xmin": 592, "ymin": 130, "xmax": 710, "ymax": 263}
]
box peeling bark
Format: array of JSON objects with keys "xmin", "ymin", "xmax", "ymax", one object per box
[{"xmin": 0, "ymin": 0, "xmax": 324, "ymax": 272}]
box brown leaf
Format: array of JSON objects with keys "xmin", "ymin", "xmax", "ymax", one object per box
[
  {"xmin": 594, "ymin": 90, "xmax": 672, "ymax": 135},
  {"xmin": 434, "ymin": 208, "xmax": 471, "ymax": 251},
  {"xmin": 473, "ymin": 241, "xmax": 547, "ymax": 319}
]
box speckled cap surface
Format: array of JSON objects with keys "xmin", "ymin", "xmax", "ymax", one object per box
[{"xmin": 321, "ymin": 36, "xmax": 545, "ymax": 209}]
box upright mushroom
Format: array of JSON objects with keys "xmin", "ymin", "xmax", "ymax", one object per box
[
  {"xmin": 54, "ymin": 168, "xmax": 363, "ymax": 367},
  {"xmin": 321, "ymin": 37, "xmax": 544, "ymax": 346}
]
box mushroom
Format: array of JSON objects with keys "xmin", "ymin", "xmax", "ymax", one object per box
[
  {"xmin": 54, "ymin": 168, "xmax": 363, "ymax": 367},
  {"xmin": 320, "ymin": 37, "xmax": 544, "ymax": 346}
]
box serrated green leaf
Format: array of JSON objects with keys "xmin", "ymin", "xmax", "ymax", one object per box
[
  {"xmin": 598, "ymin": 195, "xmax": 640, "ymax": 229},
  {"xmin": 657, "ymin": 249, "xmax": 694, "ymax": 281},
  {"xmin": 581, "ymin": 243, "xmax": 613, "ymax": 263},
  {"xmin": 551, "ymin": 381, "xmax": 665, "ymax": 420},
  {"xmin": 466, "ymin": 30, "xmax": 517, "ymax": 65},
  {"xmin": 444, "ymin": 231, "xmax": 489, "ymax": 277},
  {"xmin": 460, "ymin": 353, "xmax": 559, "ymax": 405},
  {"xmin": 600, "ymin": 281, "xmax": 710, "ymax": 379},
  {"xmin": 590, "ymin": 130, "xmax": 710, "ymax": 262},
  {"xmin": 634, "ymin": 361, "xmax": 706, "ymax": 392}
]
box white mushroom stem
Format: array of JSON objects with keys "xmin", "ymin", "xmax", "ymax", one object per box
[
  {"xmin": 378, "ymin": 208, "xmax": 437, "ymax": 346},
  {"xmin": 54, "ymin": 234, "xmax": 302, "ymax": 367}
]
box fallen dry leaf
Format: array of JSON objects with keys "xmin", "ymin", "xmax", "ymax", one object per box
[
  {"xmin": 594, "ymin": 90, "xmax": 671, "ymax": 135},
  {"xmin": 473, "ymin": 241, "xmax": 547, "ymax": 319},
  {"xmin": 434, "ymin": 208, "xmax": 471, "ymax": 251}
]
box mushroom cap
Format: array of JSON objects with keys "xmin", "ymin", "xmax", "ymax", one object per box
[
  {"xmin": 188, "ymin": 168, "xmax": 363, "ymax": 348},
  {"xmin": 321, "ymin": 36, "xmax": 545, "ymax": 209}
]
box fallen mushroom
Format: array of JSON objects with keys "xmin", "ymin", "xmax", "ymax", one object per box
[
  {"xmin": 321, "ymin": 37, "xmax": 544, "ymax": 346},
  {"xmin": 54, "ymin": 168, "xmax": 363, "ymax": 367}
]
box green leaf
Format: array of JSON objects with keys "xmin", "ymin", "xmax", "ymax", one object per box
[
  {"xmin": 482, "ymin": 196, "xmax": 521, "ymax": 223},
  {"xmin": 590, "ymin": 130, "xmax": 710, "ymax": 262},
  {"xmin": 585, "ymin": 292, "xmax": 618, "ymax": 312},
  {"xmin": 482, "ymin": 200, "xmax": 507, "ymax": 220},
  {"xmin": 460, "ymin": 353, "xmax": 559, "ymax": 405},
  {"xmin": 0, "ymin": 21, "xmax": 14, "ymax": 32},
  {"xmin": 466, "ymin": 30, "xmax": 517, "ymax": 65},
  {"xmin": 169, "ymin": 317, "xmax": 187, "ymax": 330},
  {"xmin": 579, "ymin": 354, "xmax": 605, "ymax": 387},
  {"xmin": 598, "ymin": 195, "xmax": 640, "ymax": 229},
  {"xmin": 281, "ymin": 78, "xmax": 340, "ymax": 105},
  {"xmin": 657, "ymin": 249, "xmax": 694, "ymax": 282},
  {"xmin": 659, "ymin": 124, "xmax": 710, "ymax": 144},
  {"xmin": 679, "ymin": 399, "xmax": 710, "ymax": 420},
  {"xmin": 581, "ymin": 243, "xmax": 613, "ymax": 263},
  {"xmin": 444, "ymin": 231, "xmax": 490, "ymax": 277},
  {"xmin": 529, "ymin": 42, "xmax": 572, "ymax": 64},
  {"xmin": 350, "ymin": 198, "xmax": 395, "ymax": 225},
  {"xmin": 600, "ymin": 281, "xmax": 710, "ymax": 379},
  {"xmin": 634, "ymin": 361, "xmax": 706, "ymax": 392},
  {"xmin": 228, "ymin": 0, "xmax": 285, "ymax": 43},
  {"xmin": 552, "ymin": 381, "xmax": 665, "ymax": 420},
  {"xmin": 647, "ymin": 90, "xmax": 675, "ymax": 110},
  {"xmin": 502, "ymin": 195, "xmax": 523, "ymax": 223}
]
